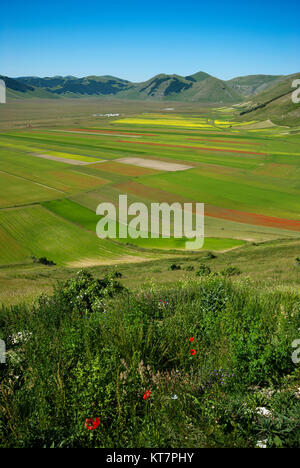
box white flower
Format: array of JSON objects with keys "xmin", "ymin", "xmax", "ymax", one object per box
[
  {"xmin": 10, "ymin": 331, "xmax": 32, "ymax": 345},
  {"xmin": 294, "ymin": 388, "xmax": 300, "ymax": 399},
  {"xmin": 256, "ymin": 407, "xmax": 272, "ymax": 418},
  {"xmin": 256, "ymin": 439, "xmax": 267, "ymax": 449},
  {"xmin": 171, "ymin": 394, "xmax": 178, "ymax": 400}
]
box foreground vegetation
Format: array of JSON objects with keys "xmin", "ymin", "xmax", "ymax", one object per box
[
  {"xmin": 0, "ymin": 270, "xmax": 299, "ymax": 448},
  {"xmin": 1, "ymin": 236, "xmax": 300, "ymax": 307}
]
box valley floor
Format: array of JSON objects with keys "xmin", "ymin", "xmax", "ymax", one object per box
[{"xmin": 0, "ymin": 99, "xmax": 299, "ymax": 302}]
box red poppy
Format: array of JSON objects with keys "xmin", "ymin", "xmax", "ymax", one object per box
[
  {"xmin": 189, "ymin": 337, "xmax": 194, "ymax": 342},
  {"xmin": 190, "ymin": 349, "xmax": 196, "ymax": 356},
  {"xmin": 85, "ymin": 417, "xmax": 100, "ymax": 431},
  {"xmin": 143, "ymin": 390, "xmax": 151, "ymax": 400}
]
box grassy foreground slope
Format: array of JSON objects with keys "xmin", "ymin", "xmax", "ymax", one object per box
[
  {"xmin": 0, "ymin": 269, "xmax": 299, "ymax": 448},
  {"xmin": 0, "ymin": 236, "xmax": 300, "ymax": 306}
]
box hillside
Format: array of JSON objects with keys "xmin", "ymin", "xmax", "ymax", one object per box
[
  {"xmin": 2, "ymin": 71, "xmax": 300, "ymax": 123},
  {"xmin": 1, "ymin": 71, "xmax": 293, "ymax": 104},
  {"xmin": 15, "ymin": 72, "xmax": 243, "ymax": 103},
  {"xmin": 1, "ymin": 260, "xmax": 300, "ymax": 448},
  {"xmin": 227, "ymin": 74, "xmax": 283, "ymax": 97},
  {"xmin": 0, "ymin": 75, "xmax": 58, "ymax": 99},
  {"xmin": 236, "ymin": 73, "xmax": 300, "ymax": 126}
]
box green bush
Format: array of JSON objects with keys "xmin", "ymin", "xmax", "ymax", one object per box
[
  {"xmin": 59, "ymin": 269, "xmax": 124, "ymax": 315},
  {"xmin": 195, "ymin": 264, "xmax": 211, "ymax": 276},
  {"xmin": 221, "ymin": 266, "xmax": 241, "ymax": 277},
  {"xmin": 32, "ymin": 256, "xmax": 56, "ymax": 266},
  {"xmin": 203, "ymin": 252, "xmax": 216, "ymax": 260}
]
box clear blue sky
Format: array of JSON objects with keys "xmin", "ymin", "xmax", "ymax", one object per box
[{"xmin": 0, "ymin": 0, "xmax": 299, "ymax": 81}]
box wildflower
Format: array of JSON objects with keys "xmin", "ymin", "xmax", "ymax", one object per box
[
  {"xmin": 143, "ymin": 390, "xmax": 151, "ymax": 400},
  {"xmin": 256, "ymin": 439, "xmax": 267, "ymax": 449},
  {"xmin": 85, "ymin": 417, "xmax": 100, "ymax": 431},
  {"xmin": 189, "ymin": 337, "xmax": 194, "ymax": 342},
  {"xmin": 171, "ymin": 394, "xmax": 178, "ymax": 400},
  {"xmin": 256, "ymin": 407, "xmax": 272, "ymax": 418},
  {"xmin": 190, "ymin": 349, "xmax": 196, "ymax": 356}
]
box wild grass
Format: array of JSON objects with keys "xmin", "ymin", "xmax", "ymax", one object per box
[{"xmin": 0, "ymin": 270, "xmax": 299, "ymax": 448}]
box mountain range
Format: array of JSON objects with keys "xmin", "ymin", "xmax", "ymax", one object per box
[
  {"xmin": 1, "ymin": 71, "xmax": 293, "ymax": 103},
  {"xmin": 1, "ymin": 71, "xmax": 299, "ymax": 125}
]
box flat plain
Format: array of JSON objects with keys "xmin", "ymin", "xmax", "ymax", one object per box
[{"xmin": 0, "ymin": 99, "xmax": 300, "ymax": 303}]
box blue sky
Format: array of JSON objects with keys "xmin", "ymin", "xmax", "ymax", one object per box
[{"xmin": 0, "ymin": 0, "xmax": 299, "ymax": 80}]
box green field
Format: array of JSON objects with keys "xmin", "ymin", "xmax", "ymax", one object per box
[
  {"xmin": 0, "ymin": 205, "xmax": 135, "ymax": 266},
  {"xmin": 0, "ymin": 99, "xmax": 300, "ymax": 273},
  {"xmin": 43, "ymin": 198, "xmax": 245, "ymax": 251}
]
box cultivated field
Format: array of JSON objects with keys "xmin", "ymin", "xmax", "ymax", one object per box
[{"xmin": 0, "ymin": 99, "xmax": 300, "ymax": 302}]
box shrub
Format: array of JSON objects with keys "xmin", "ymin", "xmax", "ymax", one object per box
[
  {"xmin": 58, "ymin": 269, "xmax": 124, "ymax": 315},
  {"xmin": 221, "ymin": 266, "xmax": 241, "ymax": 277},
  {"xmin": 32, "ymin": 256, "xmax": 56, "ymax": 266},
  {"xmin": 196, "ymin": 264, "xmax": 211, "ymax": 276},
  {"xmin": 203, "ymin": 252, "xmax": 216, "ymax": 260},
  {"xmin": 110, "ymin": 270, "xmax": 122, "ymax": 278}
]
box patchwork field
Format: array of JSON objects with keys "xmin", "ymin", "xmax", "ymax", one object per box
[
  {"xmin": 0, "ymin": 100, "xmax": 300, "ymax": 270},
  {"xmin": 0, "ymin": 205, "xmax": 138, "ymax": 266}
]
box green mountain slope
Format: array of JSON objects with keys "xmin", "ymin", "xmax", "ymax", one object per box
[
  {"xmin": 236, "ymin": 73, "xmax": 300, "ymax": 126},
  {"xmin": 0, "ymin": 75, "xmax": 59, "ymax": 99},
  {"xmin": 14, "ymin": 72, "xmax": 243, "ymax": 103},
  {"xmin": 227, "ymin": 74, "xmax": 283, "ymax": 97},
  {"xmin": 2, "ymin": 72, "xmax": 299, "ymax": 112},
  {"xmin": 181, "ymin": 75, "xmax": 243, "ymax": 103}
]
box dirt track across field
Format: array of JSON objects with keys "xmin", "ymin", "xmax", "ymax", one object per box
[{"xmin": 115, "ymin": 157, "xmax": 193, "ymax": 172}]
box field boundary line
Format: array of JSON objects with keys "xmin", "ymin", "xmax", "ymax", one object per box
[
  {"xmin": 0, "ymin": 170, "xmax": 65, "ymax": 193},
  {"xmin": 115, "ymin": 139, "xmax": 269, "ymax": 156}
]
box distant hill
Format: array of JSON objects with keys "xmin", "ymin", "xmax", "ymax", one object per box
[
  {"xmin": 14, "ymin": 72, "xmax": 243, "ymax": 103},
  {"xmin": 0, "ymin": 75, "xmax": 59, "ymax": 99},
  {"xmin": 236, "ymin": 73, "xmax": 300, "ymax": 126},
  {"xmin": 1, "ymin": 72, "xmax": 299, "ymax": 109},
  {"xmin": 15, "ymin": 75, "xmax": 130, "ymax": 97},
  {"xmin": 227, "ymin": 74, "xmax": 283, "ymax": 97}
]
